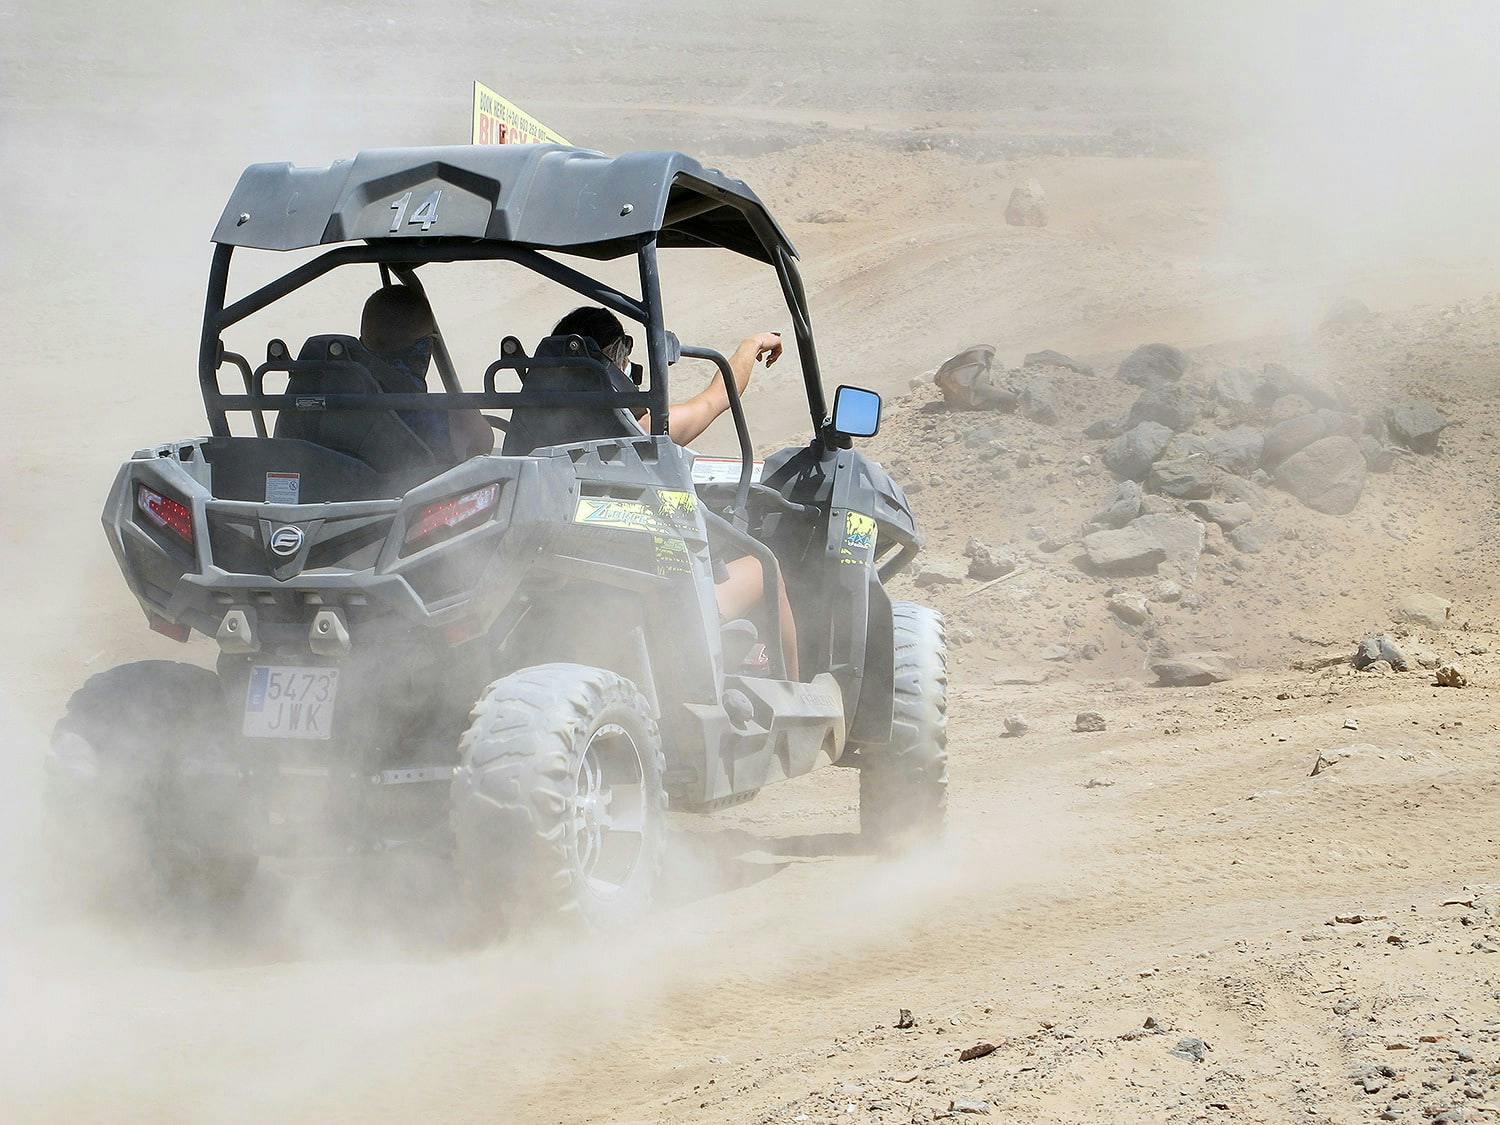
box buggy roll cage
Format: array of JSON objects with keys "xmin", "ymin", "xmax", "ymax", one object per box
[{"xmin": 198, "ymin": 146, "xmax": 836, "ymax": 515}]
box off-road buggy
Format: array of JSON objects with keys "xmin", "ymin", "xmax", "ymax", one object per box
[{"xmin": 49, "ymin": 145, "xmax": 947, "ymax": 927}]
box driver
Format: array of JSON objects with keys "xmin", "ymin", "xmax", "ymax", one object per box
[{"xmin": 550, "ymin": 307, "xmax": 798, "ymax": 680}]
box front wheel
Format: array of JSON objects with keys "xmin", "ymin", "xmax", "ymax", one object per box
[
  {"xmin": 857, "ymin": 602, "xmax": 949, "ymax": 848},
  {"xmin": 451, "ymin": 664, "xmax": 666, "ymax": 931}
]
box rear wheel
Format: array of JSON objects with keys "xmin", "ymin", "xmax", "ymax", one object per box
[
  {"xmin": 451, "ymin": 664, "xmax": 666, "ymax": 931},
  {"xmin": 857, "ymin": 602, "xmax": 949, "ymax": 848},
  {"xmin": 45, "ymin": 660, "xmax": 257, "ymax": 913}
]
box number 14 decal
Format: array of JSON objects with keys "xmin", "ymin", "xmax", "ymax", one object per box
[{"xmin": 389, "ymin": 189, "xmax": 442, "ymax": 232}]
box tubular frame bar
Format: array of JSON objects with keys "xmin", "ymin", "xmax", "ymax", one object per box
[
  {"xmin": 199, "ymin": 241, "xmax": 655, "ymax": 437},
  {"xmin": 680, "ymin": 345, "xmax": 753, "ymax": 529},
  {"xmin": 215, "ymin": 243, "xmax": 647, "ymax": 331},
  {"xmin": 636, "ymin": 233, "xmax": 670, "ymax": 437},
  {"xmin": 773, "ymin": 246, "xmax": 827, "ymax": 437}
]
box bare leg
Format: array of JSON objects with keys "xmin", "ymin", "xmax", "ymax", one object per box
[{"xmin": 715, "ymin": 556, "xmax": 800, "ymax": 681}]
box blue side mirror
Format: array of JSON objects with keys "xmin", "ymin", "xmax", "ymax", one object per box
[{"xmin": 831, "ymin": 385, "xmax": 881, "ymax": 438}]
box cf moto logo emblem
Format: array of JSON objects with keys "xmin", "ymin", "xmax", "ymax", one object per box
[{"xmin": 268, "ymin": 525, "xmax": 304, "ymax": 557}]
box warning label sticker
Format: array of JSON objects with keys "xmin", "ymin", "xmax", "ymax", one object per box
[{"xmin": 266, "ymin": 472, "xmax": 301, "ymax": 505}]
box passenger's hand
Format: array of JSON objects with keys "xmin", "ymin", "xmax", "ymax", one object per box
[{"xmin": 746, "ymin": 331, "xmax": 782, "ymax": 367}]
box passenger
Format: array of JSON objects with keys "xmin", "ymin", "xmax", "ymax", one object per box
[
  {"xmin": 360, "ymin": 286, "xmax": 494, "ymax": 461},
  {"xmin": 550, "ymin": 307, "xmax": 798, "ymax": 680}
]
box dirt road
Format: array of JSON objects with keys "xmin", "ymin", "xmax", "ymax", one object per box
[{"xmin": 6, "ymin": 667, "xmax": 1496, "ymax": 1123}]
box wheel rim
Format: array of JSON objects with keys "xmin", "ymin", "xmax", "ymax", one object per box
[{"xmin": 573, "ymin": 722, "xmax": 647, "ymax": 896}]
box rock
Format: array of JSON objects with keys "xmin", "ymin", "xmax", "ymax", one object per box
[
  {"xmin": 949, "ymin": 1097, "xmax": 992, "ymax": 1114},
  {"xmin": 1090, "ymin": 480, "xmax": 1142, "ymax": 529},
  {"xmin": 1024, "ymin": 349, "xmax": 1092, "ymax": 376},
  {"xmin": 1152, "ymin": 652, "xmax": 1232, "ymax": 686},
  {"xmin": 1310, "ymin": 743, "xmax": 1387, "ymax": 776},
  {"xmin": 1434, "ymin": 663, "xmax": 1468, "ymax": 688},
  {"xmin": 1127, "ymin": 383, "xmax": 1199, "ymax": 432},
  {"xmin": 1274, "ymin": 436, "xmax": 1366, "ymax": 514},
  {"xmin": 1385, "ymin": 400, "xmax": 1451, "ymax": 454},
  {"xmin": 1003, "ymin": 714, "xmax": 1030, "ymax": 736},
  {"xmin": 806, "ymin": 207, "xmax": 849, "ymax": 224},
  {"xmin": 1083, "ymin": 417, "xmax": 1125, "ymax": 440},
  {"xmin": 1394, "ymin": 590, "xmax": 1451, "ymax": 629},
  {"xmin": 915, "ymin": 557, "xmax": 968, "ymax": 587},
  {"xmin": 1074, "ymin": 711, "xmax": 1107, "ymax": 732},
  {"xmin": 981, "ymin": 385, "xmax": 1019, "ymax": 412},
  {"xmin": 1217, "ymin": 474, "xmax": 1267, "ymax": 507},
  {"xmin": 1263, "ymin": 365, "xmax": 1342, "ymax": 410},
  {"xmin": 1162, "ymin": 432, "xmax": 1210, "ymax": 461},
  {"xmin": 1262, "ymin": 413, "xmax": 1330, "ymax": 467},
  {"xmin": 964, "ymin": 539, "xmax": 1019, "ymax": 580},
  {"xmin": 1269, "ymin": 393, "xmax": 1315, "ymax": 424},
  {"xmin": 1117, "ymin": 343, "xmax": 1186, "ymax": 387},
  {"xmin": 1169, "ymin": 1036, "xmax": 1210, "ymax": 1063},
  {"xmin": 1211, "ymin": 367, "xmax": 1265, "ymax": 416},
  {"xmin": 1323, "ymin": 297, "xmax": 1374, "ymax": 327},
  {"xmin": 1227, "ymin": 524, "xmax": 1269, "ymax": 554},
  {"xmin": 1103, "ymin": 421, "xmax": 1174, "ymax": 480},
  {"xmin": 1185, "ymin": 500, "xmax": 1254, "ymax": 531},
  {"xmin": 1202, "ymin": 521, "xmax": 1227, "ymax": 555},
  {"xmin": 1005, "ymin": 179, "xmax": 1047, "ymax": 226},
  {"xmin": 1039, "ymin": 644, "xmax": 1072, "ymax": 662},
  {"xmin": 1138, "ymin": 494, "xmax": 1175, "ymax": 516},
  {"xmin": 1082, "ymin": 526, "xmax": 1168, "ymax": 574},
  {"xmin": 1130, "ymin": 513, "xmax": 1206, "ymax": 579},
  {"xmin": 1354, "ymin": 633, "xmax": 1411, "ymax": 671},
  {"xmin": 1019, "ymin": 377, "xmax": 1059, "ymax": 424},
  {"xmin": 1148, "ymin": 456, "xmax": 1217, "ymax": 499},
  {"xmin": 1108, "ymin": 592, "xmax": 1151, "ymax": 625},
  {"xmin": 934, "ymin": 345, "xmax": 1014, "ymax": 411},
  {"xmin": 1206, "ymin": 426, "xmax": 1264, "ymax": 477},
  {"xmin": 1152, "ymin": 579, "xmax": 1182, "ymax": 603},
  {"xmin": 1360, "ymin": 434, "xmax": 1396, "ymax": 472},
  {"xmin": 962, "ymin": 421, "xmax": 1006, "ymax": 449},
  {"xmin": 1333, "ymin": 996, "xmax": 1360, "ymax": 1016}
]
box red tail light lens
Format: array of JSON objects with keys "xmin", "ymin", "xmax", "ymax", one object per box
[
  {"xmin": 137, "ymin": 484, "xmax": 194, "ymax": 544},
  {"xmin": 403, "ymin": 484, "xmax": 499, "ymax": 550}
]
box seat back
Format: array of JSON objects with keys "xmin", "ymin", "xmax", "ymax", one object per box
[
  {"xmin": 501, "ymin": 335, "xmax": 645, "ymax": 456},
  {"xmin": 272, "ymin": 335, "xmax": 441, "ymax": 482}
]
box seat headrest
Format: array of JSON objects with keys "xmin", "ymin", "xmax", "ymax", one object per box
[
  {"xmin": 499, "ymin": 334, "xmax": 645, "ymax": 456},
  {"xmin": 528, "ymin": 334, "xmax": 637, "ymax": 394}
]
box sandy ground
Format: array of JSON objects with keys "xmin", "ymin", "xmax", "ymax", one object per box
[{"xmin": 4, "ymin": 2, "xmax": 1500, "ymax": 1123}]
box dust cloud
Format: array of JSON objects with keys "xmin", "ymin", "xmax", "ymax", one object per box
[{"xmin": 1183, "ymin": 1, "xmax": 1500, "ymax": 300}]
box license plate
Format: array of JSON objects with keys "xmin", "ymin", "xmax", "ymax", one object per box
[{"xmin": 243, "ymin": 665, "xmax": 339, "ymax": 740}]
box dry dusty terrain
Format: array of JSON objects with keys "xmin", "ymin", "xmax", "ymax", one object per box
[{"xmin": 4, "ymin": 2, "xmax": 1500, "ymax": 1123}]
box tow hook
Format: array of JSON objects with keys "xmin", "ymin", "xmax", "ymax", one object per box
[
  {"xmin": 216, "ymin": 608, "xmax": 259, "ymax": 654},
  {"xmin": 309, "ymin": 608, "xmax": 351, "ymax": 656}
]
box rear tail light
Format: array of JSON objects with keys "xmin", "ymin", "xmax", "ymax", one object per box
[
  {"xmin": 137, "ymin": 484, "xmax": 194, "ymax": 544},
  {"xmin": 403, "ymin": 484, "xmax": 499, "ymax": 551}
]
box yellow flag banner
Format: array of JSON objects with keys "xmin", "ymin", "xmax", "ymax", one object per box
[{"xmin": 471, "ymin": 81, "xmax": 570, "ymax": 146}]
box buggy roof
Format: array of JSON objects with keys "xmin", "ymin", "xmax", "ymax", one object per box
[{"xmin": 212, "ymin": 145, "xmax": 796, "ymax": 264}]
